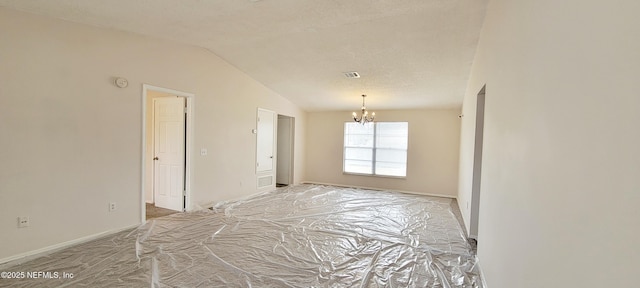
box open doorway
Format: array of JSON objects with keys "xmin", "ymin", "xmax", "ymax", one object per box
[
  {"xmin": 276, "ymin": 115, "xmax": 295, "ymax": 187},
  {"xmin": 469, "ymin": 85, "xmax": 486, "ymax": 240},
  {"xmin": 141, "ymin": 85, "xmax": 194, "ymax": 222}
]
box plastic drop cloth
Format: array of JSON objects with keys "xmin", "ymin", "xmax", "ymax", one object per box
[{"xmin": 0, "ymin": 184, "xmax": 483, "ymax": 287}]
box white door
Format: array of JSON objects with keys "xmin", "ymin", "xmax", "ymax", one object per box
[
  {"xmin": 256, "ymin": 109, "xmax": 276, "ymax": 190},
  {"xmin": 154, "ymin": 97, "xmax": 185, "ymax": 211}
]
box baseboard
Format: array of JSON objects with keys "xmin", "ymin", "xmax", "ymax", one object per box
[
  {"xmin": 301, "ymin": 181, "xmax": 456, "ymax": 199},
  {"xmin": 0, "ymin": 224, "xmax": 140, "ymax": 268}
]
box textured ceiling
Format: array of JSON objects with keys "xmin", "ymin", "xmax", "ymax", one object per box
[{"xmin": 0, "ymin": 0, "xmax": 488, "ymax": 111}]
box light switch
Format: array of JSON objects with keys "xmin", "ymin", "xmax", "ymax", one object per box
[{"xmin": 200, "ymin": 148, "xmax": 208, "ymax": 156}]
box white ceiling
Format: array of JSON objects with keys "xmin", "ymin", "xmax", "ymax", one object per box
[{"xmin": 0, "ymin": 0, "xmax": 488, "ymax": 111}]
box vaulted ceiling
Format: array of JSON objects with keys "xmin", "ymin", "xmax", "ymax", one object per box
[{"xmin": 0, "ymin": 0, "xmax": 488, "ymax": 111}]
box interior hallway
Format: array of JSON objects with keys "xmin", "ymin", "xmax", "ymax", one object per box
[{"xmin": 145, "ymin": 203, "xmax": 178, "ymax": 220}]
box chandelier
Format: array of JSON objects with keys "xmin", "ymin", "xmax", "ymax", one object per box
[{"xmin": 352, "ymin": 94, "xmax": 375, "ymax": 124}]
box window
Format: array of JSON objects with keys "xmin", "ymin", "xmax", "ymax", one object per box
[{"xmin": 343, "ymin": 122, "xmax": 408, "ymax": 177}]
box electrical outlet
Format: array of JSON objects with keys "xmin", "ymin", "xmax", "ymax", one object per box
[
  {"xmin": 109, "ymin": 202, "xmax": 117, "ymax": 212},
  {"xmin": 18, "ymin": 216, "xmax": 29, "ymax": 228}
]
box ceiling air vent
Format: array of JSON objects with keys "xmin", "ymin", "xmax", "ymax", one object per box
[{"xmin": 343, "ymin": 71, "xmax": 360, "ymax": 78}]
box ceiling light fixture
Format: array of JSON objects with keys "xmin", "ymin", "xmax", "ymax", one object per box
[{"xmin": 352, "ymin": 94, "xmax": 375, "ymax": 125}]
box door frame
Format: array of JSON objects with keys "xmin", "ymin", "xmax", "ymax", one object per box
[{"xmin": 141, "ymin": 84, "xmax": 194, "ymax": 223}]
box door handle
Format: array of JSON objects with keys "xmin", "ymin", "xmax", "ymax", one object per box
[
  {"xmin": 270, "ymin": 156, "xmax": 273, "ymax": 159},
  {"xmin": 153, "ymin": 157, "xmax": 159, "ymax": 161}
]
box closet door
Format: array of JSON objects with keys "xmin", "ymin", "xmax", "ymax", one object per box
[{"xmin": 256, "ymin": 108, "xmax": 276, "ymax": 190}]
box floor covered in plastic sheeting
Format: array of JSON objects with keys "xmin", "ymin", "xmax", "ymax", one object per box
[{"xmin": 1, "ymin": 184, "xmax": 483, "ymax": 287}]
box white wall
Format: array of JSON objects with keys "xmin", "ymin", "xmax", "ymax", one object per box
[
  {"xmin": 458, "ymin": 0, "xmax": 640, "ymax": 287},
  {"xmin": 305, "ymin": 109, "xmax": 460, "ymax": 197},
  {"xmin": 0, "ymin": 8, "xmax": 305, "ymax": 261}
]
